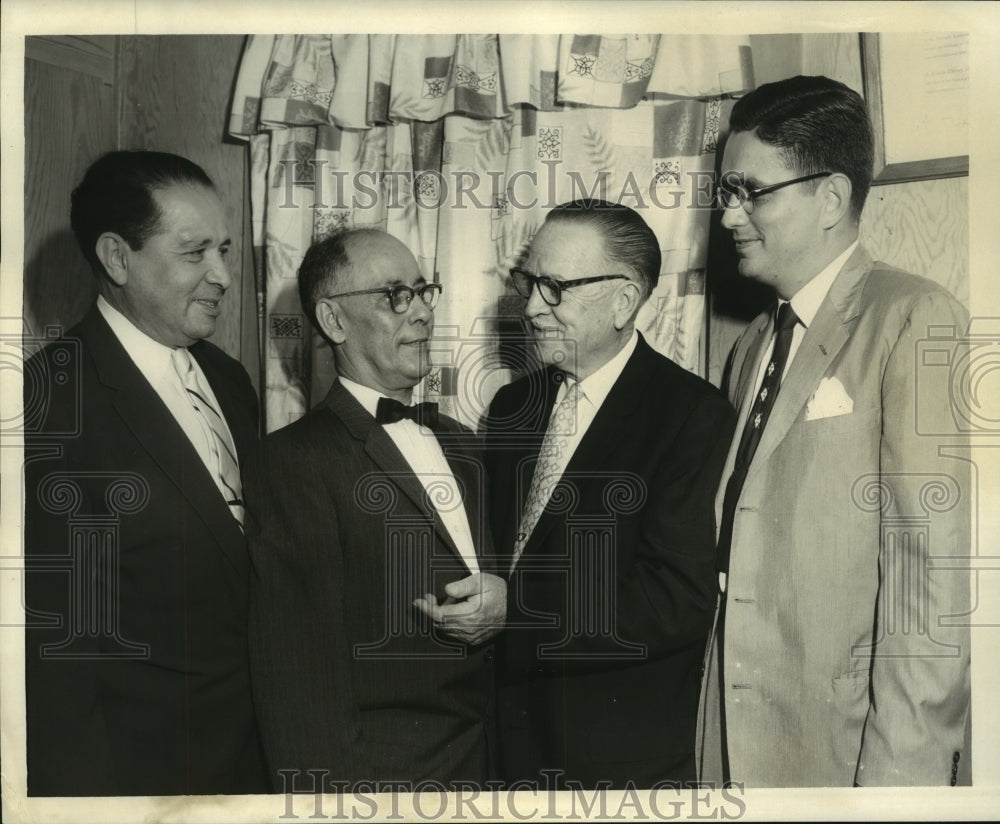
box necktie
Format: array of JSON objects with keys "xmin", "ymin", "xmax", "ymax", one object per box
[
  {"xmin": 714, "ymin": 300, "xmax": 798, "ymax": 786},
  {"xmin": 375, "ymin": 397, "xmax": 440, "ymax": 429},
  {"xmin": 717, "ymin": 301, "xmax": 799, "ymax": 576},
  {"xmin": 510, "ymin": 380, "xmax": 583, "ymax": 572},
  {"xmin": 171, "ymin": 348, "xmax": 245, "ymax": 527}
]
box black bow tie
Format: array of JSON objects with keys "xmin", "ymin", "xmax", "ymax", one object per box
[{"xmin": 375, "ymin": 397, "xmax": 439, "ymax": 429}]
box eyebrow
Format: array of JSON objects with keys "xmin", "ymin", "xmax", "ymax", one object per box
[
  {"xmin": 178, "ymin": 236, "xmax": 231, "ymax": 249},
  {"xmin": 383, "ymin": 276, "xmax": 427, "ymax": 287}
]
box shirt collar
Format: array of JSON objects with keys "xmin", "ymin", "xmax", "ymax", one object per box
[
  {"xmin": 96, "ymin": 294, "xmax": 176, "ymax": 378},
  {"xmin": 571, "ymin": 329, "xmax": 639, "ymax": 407},
  {"xmin": 787, "ymin": 240, "xmax": 859, "ymax": 328}
]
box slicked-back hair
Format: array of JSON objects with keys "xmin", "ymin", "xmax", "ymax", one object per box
[
  {"xmin": 70, "ymin": 150, "xmax": 215, "ymax": 277},
  {"xmin": 543, "ymin": 199, "xmax": 661, "ymax": 300},
  {"xmin": 729, "ymin": 75, "xmax": 874, "ymax": 220}
]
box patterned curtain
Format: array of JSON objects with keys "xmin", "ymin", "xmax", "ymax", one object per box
[{"xmin": 228, "ymin": 34, "xmax": 753, "ymax": 432}]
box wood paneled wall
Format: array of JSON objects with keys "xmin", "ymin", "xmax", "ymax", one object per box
[
  {"xmin": 23, "ymin": 37, "xmax": 114, "ymax": 341},
  {"xmin": 23, "ymin": 35, "xmax": 258, "ymax": 391},
  {"xmin": 707, "ymin": 33, "xmax": 969, "ymax": 387},
  {"xmin": 117, "ymin": 35, "xmax": 258, "ymax": 389}
]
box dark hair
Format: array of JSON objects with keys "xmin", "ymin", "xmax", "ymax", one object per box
[
  {"xmin": 297, "ymin": 229, "xmax": 377, "ymax": 329},
  {"xmin": 70, "ymin": 150, "xmax": 215, "ymax": 276},
  {"xmin": 544, "ymin": 199, "xmax": 660, "ymax": 299},
  {"xmin": 729, "ymin": 75, "xmax": 874, "ymax": 219}
]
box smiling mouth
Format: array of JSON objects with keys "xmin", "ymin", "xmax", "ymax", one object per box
[
  {"xmin": 194, "ymin": 298, "xmax": 221, "ymax": 312},
  {"xmin": 532, "ymin": 326, "xmax": 562, "ymax": 340}
]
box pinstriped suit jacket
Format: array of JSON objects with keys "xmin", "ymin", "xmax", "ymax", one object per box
[{"xmin": 246, "ymin": 379, "xmax": 497, "ymax": 789}]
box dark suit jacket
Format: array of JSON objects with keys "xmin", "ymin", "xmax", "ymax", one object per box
[
  {"xmin": 483, "ymin": 333, "xmax": 735, "ymax": 788},
  {"xmin": 245, "ymin": 380, "xmax": 496, "ymax": 791},
  {"xmin": 23, "ymin": 306, "xmax": 267, "ymax": 796}
]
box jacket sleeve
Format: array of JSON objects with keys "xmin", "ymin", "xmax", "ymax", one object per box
[{"xmin": 856, "ymin": 291, "xmax": 972, "ymax": 786}]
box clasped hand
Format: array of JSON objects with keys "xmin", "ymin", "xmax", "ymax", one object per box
[{"xmin": 412, "ymin": 572, "xmax": 507, "ymax": 645}]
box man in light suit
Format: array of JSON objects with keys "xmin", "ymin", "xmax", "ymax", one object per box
[
  {"xmin": 697, "ymin": 75, "xmax": 971, "ymax": 787},
  {"xmin": 484, "ymin": 200, "xmax": 736, "ymax": 788},
  {"xmin": 246, "ymin": 229, "xmax": 506, "ymax": 791},
  {"xmin": 24, "ymin": 151, "xmax": 267, "ymax": 795}
]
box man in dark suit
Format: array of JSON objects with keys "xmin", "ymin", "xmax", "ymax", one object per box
[
  {"xmin": 483, "ymin": 200, "xmax": 735, "ymax": 788},
  {"xmin": 23, "ymin": 151, "xmax": 267, "ymax": 795},
  {"xmin": 246, "ymin": 229, "xmax": 506, "ymax": 792}
]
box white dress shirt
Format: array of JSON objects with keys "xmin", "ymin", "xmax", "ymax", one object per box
[
  {"xmin": 97, "ymin": 296, "xmax": 236, "ymax": 490},
  {"xmin": 544, "ymin": 328, "xmax": 639, "ymax": 482},
  {"xmin": 745, "ymin": 240, "xmax": 858, "ymax": 421},
  {"xmin": 339, "ymin": 377, "xmax": 480, "ymax": 574}
]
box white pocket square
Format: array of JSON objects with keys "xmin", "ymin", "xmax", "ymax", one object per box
[{"xmin": 804, "ymin": 376, "xmax": 854, "ymax": 421}]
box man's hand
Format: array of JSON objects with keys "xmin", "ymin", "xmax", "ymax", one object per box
[{"xmin": 413, "ymin": 573, "xmax": 507, "ymax": 645}]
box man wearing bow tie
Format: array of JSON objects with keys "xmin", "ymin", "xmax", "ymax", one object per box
[
  {"xmin": 697, "ymin": 75, "xmax": 971, "ymax": 787},
  {"xmin": 483, "ymin": 200, "xmax": 735, "ymax": 788},
  {"xmin": 246, "ymin": 229, "xmax": 504, "ymax": 790}
]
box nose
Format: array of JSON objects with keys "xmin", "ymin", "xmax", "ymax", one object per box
[
  {"xmin": 205, "ymin": 249, "xmax": 233, "ymax": 291},
  {"xmin": 720, "ymin": 199, "xmax": 748, "ymax": 231},
  {"xmin": 524, "ymin": 281, "xmax": 550, "ymax": 319},
  {"xmin": 408, "ymin": 292, "xmax": 434, "ymax": 325}
]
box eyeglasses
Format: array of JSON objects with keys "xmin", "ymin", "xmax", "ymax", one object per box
[
  {"xmin": 715, "ymin": 171, "xmax": 833, "ymax": 214},
  {"xmin": 323, "ymin": 282, "xmax": 443, "ymax": 314},
  {"xmin": 509, "ymin": 267, "xmax": 627, "ymax": 307}
]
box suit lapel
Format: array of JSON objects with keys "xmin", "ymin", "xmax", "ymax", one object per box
[
  {"xmin": 81, "ymin": 310, "xmax": 246, "ymax": 567},
  {"xmin": 524, "ymin": 337, "xmax": 650, "ymax": 552},
  {"xmin": 745, "ymin": 247, "xmax": 872, "ymax": 478},
  {"xmin": 439, "ymin": 426, "xmax": 495, "ymax": 572},
  {"xmin": 324, "ymin": 381, "xmax": 470, "ymax": 566}
]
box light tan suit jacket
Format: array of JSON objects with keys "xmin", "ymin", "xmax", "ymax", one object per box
[{"xmin": 696, "ymin": 246, "xmax": 972, "ymax": 787}]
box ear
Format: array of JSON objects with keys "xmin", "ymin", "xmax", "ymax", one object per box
[
  {"xmin": 612, "ymin": 278, "xmax": 644, "ymax": 331},
  {"xmin": 820, "ymin": 173, "xmax": 853, "ymax": 229},
  {"xmin": 95, "ymin": 233, "xmax": 131, "ymax": 286},
  {"xmin": 315, "ymin": 298, "xmax": 347, "ymax": 345}
]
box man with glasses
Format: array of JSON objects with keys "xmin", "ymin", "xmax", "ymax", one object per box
[
  {"xmin": 484, "ymin": 199, "xmax": 735, "ymax": 788},
  {"xmin": 245, "ymin": 228, "xmax": 505, "ymax": 789},
  {"xmin": 697, "ymin": 75, "xmax": 971, "ymax": 786}
]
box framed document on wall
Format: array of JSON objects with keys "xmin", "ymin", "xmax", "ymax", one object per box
[{"xmin": 860, "ymin": 32, "xmax": 969, "ymax": 184}]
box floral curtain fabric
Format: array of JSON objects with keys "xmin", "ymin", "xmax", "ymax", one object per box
[{"xmin": 228, "ymin": 34, "xmax": 753, "ymax": 432}]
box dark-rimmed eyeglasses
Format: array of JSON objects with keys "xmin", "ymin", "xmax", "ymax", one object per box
[
  {"xmin": 509, "ymin": 267, "xmax": 627, "ymax": 307},
  {"xmin": 323, "ymin": 282, "xmax": 443, "ymax": 314},
  {"xmin": 715, "ymin": 171, "xmax": 833, "ymax": 214}
]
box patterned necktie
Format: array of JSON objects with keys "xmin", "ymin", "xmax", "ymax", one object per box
[
  {"xmin": 510, "ymin": 380, "xmax": 583, "ymax": 573},
  {"xmin": 171, "ymin": 348, "xmax": 245, "ymax": 527},
  {"xmin": 717, "ymin": 302, "xmax": 799, "ymax": 575},
  {"xmin": 375, "ymin": 397, "xmax": 440, "ymax": 429}
]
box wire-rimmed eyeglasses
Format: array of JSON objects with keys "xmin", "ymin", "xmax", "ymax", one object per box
[
  {"xmin": 509, "ymin": 267, "xmax": 627, "ymax": 307},
  {"xmin": 715, "ymin": 171, "xmax": 833, "ymax": 214},
  {"xmin": 323, "ymin": 282, "xmax": 443, "ymax": 314}
]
